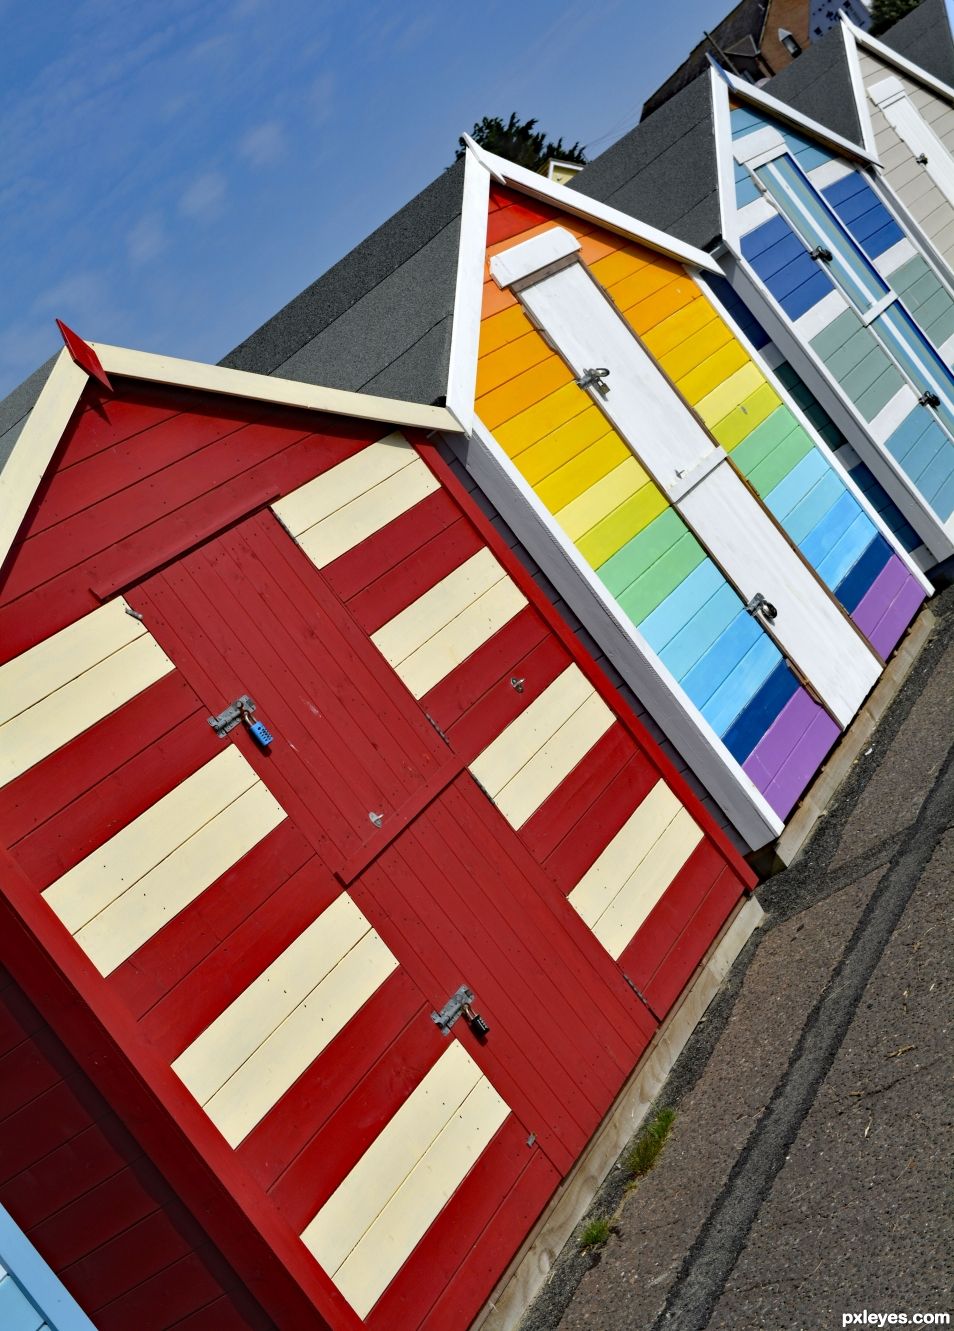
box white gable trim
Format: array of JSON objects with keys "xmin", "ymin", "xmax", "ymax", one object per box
[
  {"xmin": 445, "ymin": 149, "xmax": 490, "ymax": 434},
  {"xmin": 841, "ymin": 17, "xmax": 879, "ymax": 158},
  {"xmin": 0, "ymin": 341, "xmax": 461, "ymax": 573},
  {"xmin": 719, "ymin": 66, "xmax": 882, "ymax": 167},
  {"xmin": 710, "ymin": 64, "xmax": 742, "ymax": 252},
  {"xmin": 843, "ymin": 13, "xmax": 954, "ymax": 106}
]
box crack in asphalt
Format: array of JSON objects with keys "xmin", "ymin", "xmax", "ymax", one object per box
[{"xmin": 652, "ymin": 737, "xmax": 954, "ymax": 1331}]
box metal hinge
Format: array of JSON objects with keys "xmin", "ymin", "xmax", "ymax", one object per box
[
  {"xmin": 918, "ymin": 389, "xmax": 941, "ymax": 409},
  {"xmin": 430, "ymin": 985, "xmax": 490, "ymax": 1039},
  {"xmin": 425, "ymin": 711, "xmax": 451, "ymax": 745},
  {"xmin": 623, "ymin": 973, "xmax": 652, "ymax": 1009},
  {"xmin": 915, "ymin": 153, "xmax": 929, "ymax": 166},
  {"xmin": 744, "ymin": 592, "xmax": 778, "ymax": 622}
]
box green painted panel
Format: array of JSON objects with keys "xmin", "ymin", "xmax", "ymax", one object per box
[
  {"xmin": 748, "ymin": 423, "xmax": 815, "ymax": 497},
  {"xmin": 729, "ymin": 405, "xmax": 794, "ymax": 475},
  {"xmin": 613, "ymin": 530, "xmax": 708, "ymax": 626},
  {"xmin": 599, "ymin": 507, "xmax": 683, "ymax": 597},
  {"xmin": 842, "ymin": 344, "xmax": 895, "ymax": 400},
  {"xmin": 856, "ymin": 361, "xmax": 905, "ymax": 420},
  {"xmin": 811, "ymin": 309, "xmax": 864, "ymax": 360}
]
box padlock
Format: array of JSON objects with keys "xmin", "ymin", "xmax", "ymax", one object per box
[{"xmin": 242, "ymin": 705, "xmax": 274, "ymax": 749}]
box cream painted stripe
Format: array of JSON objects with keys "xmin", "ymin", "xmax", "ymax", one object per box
[
  {"xmin": 736, "ymin": 194, "xmax": 776, "ymax": 236},
  {"xmin": 372, "ymin": 548, "xmax": 505, "ymax": 668},
  {"xmin": 469, "ymin": 665, "xmax": 592, "ymax": 798},
  {"xmin": 491, "ymin": 691, "xmax": 614, "ymax": 829},
  {"xmin": 302, "ymin": 1043, "xmax": 508, "ymax": 1319},
  {"xmin": 294, "ymin": 460, "xmax": 440, "ymax": 567},
  {"xmin": 0, "ymin": 598, "xmax": 144, "ymax": 725},
  {"xmin": 173, "ymin": 896, "xmax": 397, "ymax": 1145},
  {"xmin": 201, "ymin": 928, "xmax": 395, "ymax": 1147},
  {"xmin": 272, "ymin": 432, "xmax": 415, "ymax": 537},
  {"xmin": 868, "ymin": 383, "xmax": 919, "ymax": 443},
  {"xmin": 2, "ymin": 636, "xmax": 173, "ymax": 789},
  {"xmin": 807, "ymin": 158, "xmax": 854, "ymax": 190},
  {"xmin": 874, "ymin": 237, "xmax": 916, "ymax": 278},
  {"xmin": 569, "ymin": 782, "xmax": 682, "ymax": 929},
  {"xmin": 392, "ymin": 579, "xmax": 527, "ymax": 699},
  {"xmin": 793, "ymin": 288, "xmax": 850, "ymax": 343},
  {"xmin": 590, "ymin": 809, "xmax": 703, "ymax": 960},
  {"xmin": 76, "ymin": 781, "xmax": 286, "ymax": 976}
]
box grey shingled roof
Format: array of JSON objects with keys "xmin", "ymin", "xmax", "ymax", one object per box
[
  {"xmin": 570, "ymin": 76, "xmax": 722, "ymax": 250},
  {"xmin": 881, "ymin": 0, "xmax": 954, "ymax": 91},
  {"xmin": 764, "ymin": 27, "xmax": 864, "ymax": 146},
  {"xmin": 0, "ymin": 354, "xmax": 58, "ymax": 476},
  {"xmin": 641, "ymin": 0, "xmax": 769, "ymax": 118},
  {"xmin": 221, "ymin": 161, "xmax": 465, "ymax": 406}
]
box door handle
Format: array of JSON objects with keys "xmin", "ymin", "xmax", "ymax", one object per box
[
  {"xmin": 745, "ymin": 592, "xmax": 777, "ymax": 621},
  {"xmin": 575, "ymin": 367, "xmax": 610, "ymax": 397}
]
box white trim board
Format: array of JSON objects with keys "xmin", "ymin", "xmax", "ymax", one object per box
[
  {"xmin": 445, "ymin": 149, "xmax": 491, "ymax": 435},
  {"xmin": 456, "ymin": 417, "xmax": 784, "ymax": 851},
  {"xmin": 711, "ymin": 64, "xmax": 742, "ymax": 252},
  {"xmin": 841, "ymin": 17, "xmax": 879, "ymax": 158},
  {"xmin": 0, "ymin": 339, "xmax": 462, "ymax": 574}
]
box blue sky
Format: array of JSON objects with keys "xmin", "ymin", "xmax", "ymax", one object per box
[{"xmin": 0, "ymin": 0, "xmax": 905, "ymax": 398}]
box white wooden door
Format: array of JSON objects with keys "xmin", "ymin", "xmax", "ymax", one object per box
[
  {"xmin": 517, "ymin": 258, "xmax": 882, "ymax": 729},
  {"xmin": 869, "ymin": 75, "xmax": 954, "ymax": 208}
]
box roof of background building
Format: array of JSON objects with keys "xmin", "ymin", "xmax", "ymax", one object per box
[
  {"xmin": 0, "ymin": 354, "xmax": 57, "ymax": 474},
  {"xmin": 220, "ymin": 160, "xmax": 465, "ymax": 404},
  {"xmin": 641, "ymin": 0, "xmax": 769, "ymax": 118},
  {"xmin": 763, "ymin": 25, "xmax": 863, "ymax": 145},
  {"xmin": 570, "ymin": 75, "xmax": 721, "ymax": 249},
  {"xmin": 880, "ymin": 0, "xmax": 954, "ymax": 89}
]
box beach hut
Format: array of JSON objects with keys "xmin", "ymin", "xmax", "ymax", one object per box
[{"xmin": 0, "ymin": 329, "xmax": 757, "ymax": 1330}]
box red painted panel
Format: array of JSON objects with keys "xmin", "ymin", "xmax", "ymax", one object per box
[
  {"xmin": 347, "ymin": 516, "xmax": 483, "ymax": 635},
  {"xmin": 486, "ymin": 190, "xmax": 565, "ymax": 245},
  {"xmin": 444, "ymin": 632, "xmax": 570, "ymax": 759},
  {"xmin": 322, "ymin": 487, "xmax": 461, "ymax": 603}
]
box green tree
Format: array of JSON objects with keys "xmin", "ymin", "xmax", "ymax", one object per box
[
  {"xmin": 455, "ymin": 114, "xmax": 587, "ymax": 171},
  {"xmin": 869, "ymin": 0, "xmax": 921, "ymax": 36}
]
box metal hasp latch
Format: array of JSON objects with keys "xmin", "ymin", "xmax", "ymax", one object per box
[
  {"xmin": 575, "ymin": 366, "xmax": 611, "ymax": 397},
  {"xmin": 918, "ymin": 389, "xmax": 941, "ymax": 408},
  {"xmin": 431, "ymin": 985, "xmax": 490, "ymax": 1040},
  {"xmin": 809, "ymin": 245, "xmax": 833, "ymax": 263},
  {"xmin": 745, "ymin": 592, "xmax": 778, "ymax": 622},
  {"xmin": 916, "ymin": 153, "xmax": 929, "ymax": 165},
  {"xmin": 208, "ymin": 695, "xmax": 274, "ymax": 749}
]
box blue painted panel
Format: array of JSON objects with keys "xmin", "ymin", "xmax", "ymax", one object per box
[
  {"xmin": 765, "ymin": 448, "xmax": 828, "ymax": 520},
  {"xmin": 702, "ymin": 274, "xmax": 771, "ymax": 349},
  {"xmin": 0, "ymin": 1278, "xmax": 44, "ymax": 1331},
  {"xmin": 736, "ymin": 173, "xmax": 761, "ymax": 207},
  {"xmin": 860, "ymin": 221, "xmax": 906, "ymax": 258},
  {"xmin": 816, "ymin": 511, "xmax": 879, "ymax": 586},
  {"xmin": 781, "ymin": 131, "xmax": 830, "ymax": 174},
  {"xmin": 658, "ymin": 584, "xmax": 744, "ymax": 682},
  {"xmin": 730, "ymin": 108, "xmax": 765, "ymax": 135},
  {"xmin": 903, "ymin": 419, "xmax": 949, "ymax": 486},
  {"xmin": 884, "ymin": 408, "xmax": 933, "ymax": 465},
  {"xmin": 740, "ymin": 213, "xmax": 791, "ymax": 260},
  {"xmin": 836, "ymin": 534, "xmax": 893, "ymax": 611},
  {"xmin": 929, "ymin": 468, "xmax": 954, "ymax": 520},
  {"xmin": 800, "ymin": 489, "xmax": 869, "ymax": 565},
  {"xmin": 722, "ymin": 660, "xmax": 800, "ymax": 762},
  {"xmin": 640, "ymin": 559, "xmax": 725, "ymax": 653},
  {"xmin": 700, "ymin": 633, "xmax": 782, "ymax": 735},
  {"xmin": 749, "ymin": 229, "xmax": 812, "ymax": 280},
  {"xmin": 822, "ymin": 176, "xmax": 904, "ymax": 256},
  {"xmin": 681, "ymin": 609, "xmax": 767, "ymax": 710},
  {"xmin": 848, "ymin": 463, "xmax": 923, "ymax": 552},
  {"xmin": 784, "ymin": 469, "xmax": 851, "ymax": 545},
  {"xmin": 918, "ymin": 443, "xmax": 954, "ymax": 506}
]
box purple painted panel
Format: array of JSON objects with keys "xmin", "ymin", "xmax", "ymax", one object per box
[
  {"xmin": 870, "ymin": 574, "xmax": 924, "ymax": 659},
  {"xmin": 743, "ymin": 687, "xmax": 839, "ymax": 819},
  {"xmin": 852, "ymin": 556, "xmax": 906, "ymax": 639}
]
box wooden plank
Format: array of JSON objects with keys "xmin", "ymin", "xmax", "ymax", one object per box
[
  {"xmin": 294, "ymin": 459, "xmax": 440, "ymax": 568},
  {"xmin": 469, "ymin": 665, "xmax": 593, "ymax": 796},
  {"xmin": 322, "ymin": 487, "xmax": 460, "ymax": 603},
  {"xmin": 346, "ymin": 517, "xmax": 482, "ymax": 635}
]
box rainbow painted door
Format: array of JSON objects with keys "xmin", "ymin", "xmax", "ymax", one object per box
[
  {"xmin": 513, "ymin": 243, "xmax": 882, "ymax": 730},
  {"xmin": 126, "ymin": 507, "xmax": 654, "ymax": 1328}
]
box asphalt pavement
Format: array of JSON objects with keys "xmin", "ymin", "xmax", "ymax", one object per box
[{"xmin": 521, "ymin": 584, "xmax": 954, "ymax": 1331}]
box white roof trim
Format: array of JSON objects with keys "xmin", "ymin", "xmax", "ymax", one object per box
[
  {"xmin": 718, "ymin": 64, "xmax": 882, "ymax": 166},
  {"xmin": 842, "ymin": 13, "xmax": 954, "ymax": 104},
  {"xmin": 710, "ymin": 63, "xmax": 741, "ymax": 252},
  {"xmin": 444, "ymin": 148, "xmax": 489, "ymax": 434},
  {"xmin": 840, "ymin": 16, "xmax": 879, "ymax": 157},
  {"xmin": 0, "ymin": 340, "xmax": 460, "ymax": 573},
  {"xmin": 463, "ymin": 136, "xmax": 722, "ymax": 274}
]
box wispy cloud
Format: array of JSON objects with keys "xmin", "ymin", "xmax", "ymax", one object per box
[
  {"xmin": 179, "ymin": 171, "xmax": 227, "ymax": 221},
  {"xmin": 238, "ymin": 121, "xmax": 286, "ymax": 168},
  {"xmin": 127, "ymin": 215, "xmax": 168, "ymax": 263}
]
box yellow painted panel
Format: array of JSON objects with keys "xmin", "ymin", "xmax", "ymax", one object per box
[
  {"xmin": 477, "ymin": 356, "xmax": 573, "ymax": 432},
  {"xmin": 694, "ymin": 362, "xmax": 767, "ymax": 430},
  {"xmin": 492, "ymin": 383, "xmax": 589, "ymax": 460},
  {"xmin": 475, "ymin": 330, "xmax": 552, "ymax": 398},
  {"xmin": 675, "ymin": 340, "xmax": 751, "ymax": 407},
  {"xmin": 535, "ymin": 431, "xmax": 629, "ymax": 511},
  {"xmin": 656, "ymin": 316, "xmax": 733, "ymax": 384},
  {"xmin": 76, "ymin": 782, "xmax": 286, "ymax": 976},
  {"xmin": 371, "ymin": 549, "xmax": 503, "ymax": 668},
  {"xmin": 642, "ymin": 297, "xmax": 720, "ymax": 360},
  {"xmin": 554, "ymin": 458, "xmax": 648, "ymax": 543},
  {"xmin": 576, "ymin": 483, "xmax": 669, "ymax": 569},
  {"xmin": 591, "ymin": 809, "xmax": 703, "ymax": 959},
  {"xmin": 0, "ymin": 597, "xmax": 144, "ymax": 728},
  {"xmin": 296, "ymin": 460, "xmax": 439, "ymax": 568},
  {"xmin": 470, "ymin": 665, "xmax": 592, "ymax": 797},
  {"xmin": 173, "ymin": 893, "xmax": 371, "ymax": 1102},
  {"xmin": 514, "ymin": 406, "xmax": 612, "ymax": 486},
  {"xmin": 332, "ymin": 1073, "xmax": 509, "ymax": 1318},
  {"xmin": 480, "ymin": 305, "xmax": 536, "ymax": 357},
  {"xmin": 2, "ymin": 633, "xmax": 174, "ymax": 788},
  {"xmin": 205, "ymin": 929, "xmax": 397, "ymax": 1147},
  {"xmin": 493, "ymin": 691, "xmax": 614, "ymax": 828},
  {"xmin": 609, "ymin": 263, "xmax": 677, "ymax": 314},
  {"xmin": 274, "ymin": 432, "xmax": 412, "ymax": 537},
  {"xmin": 577, "ymin": 232, "xmax": 619, "ymax": 266},
  {"xmin": 624, "ymin": 280, "xmax": 702, "ymax": 337},
  {"xmin": 588, "ymin": 249, "xmax": 648, "ymax": 288},
  {"xmin": 301, "ymin": 1041, "xmax": 487, "ymax": 1278},
  {"xmin": 394, "ymin": 578, "xmax": 527, "ymax": 698},
  {"xmin": 44, "ymin": 747, "xmax": 258, "ymax": 933},
  {"xmin": 711, "ymin": 382, "xmax": 783, "ymax": 450},
  {"xmin": 568, "ymin": 781, "xmax": 679, "ymax": 926}
]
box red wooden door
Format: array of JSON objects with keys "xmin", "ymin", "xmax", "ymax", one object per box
[{"xmin": 127, "ymin": 509, "xmax": 654, "ymax": 1329}]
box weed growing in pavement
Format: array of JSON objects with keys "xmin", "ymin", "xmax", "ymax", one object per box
[
  {"xmin": 578, "ymin": 1217, "xmax": 612, "ymax": 1251},
  {"xmin": 624, "ymin": 1106, "xmax": 676, "ymax": 1183}
]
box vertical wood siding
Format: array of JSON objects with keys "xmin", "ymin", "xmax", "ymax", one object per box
[
  {"xmin": 0, "ymin": 381, "xmax": 753, "ymax": 1330},
  {"xmin": 477, "ymin": 187, "xmax": 921, "ymax": 819},
  {"xmin": 858, "ymin": 47, "xmax": 954, "ymax": 275}
]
